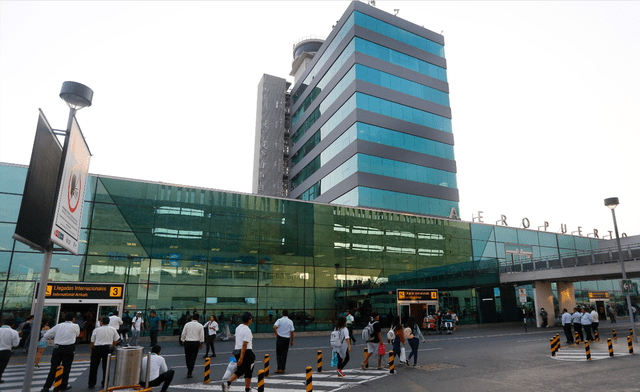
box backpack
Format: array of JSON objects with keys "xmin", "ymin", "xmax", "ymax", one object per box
[
  {"xmin": 386, "ymin": 329, "xmax": 395, "ymax": 341},
  {"xmin": 330, "ymin": 329, "xmax": 343, "ymax": 348},
  {"xmin": 362, "ymin": 321, "xmax": 376, "ymax": 342},
  {"xmin": 403, "ymin": 327, "xmax": 414, "ymax": 339}
]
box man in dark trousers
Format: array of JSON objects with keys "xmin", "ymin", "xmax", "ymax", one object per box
[
  {"xmin": 140, "ymin": 345, "xmax": 174, "ymax": 392},
  {"xmin": 0, "ymin": 318, "xmax": 20, "ymax": 383},
  {"xmin": 273, "ymin": 310, "xmax": 295, "ymax": 373},
  {"xmin": 561, "ymin": 309, "xmax": 573, "ymax": 343},
  {"xmin": 180, "ymin": 314, "xmax": 204, "ymax": 378},
  {"xmin": 539, "ymin": 308, "xmax": 548, "ymax": 328},
  {"xmin": 41, "ymin": 312, "xmax": 80, "ymax": 392},
  {"xmin": 88, "ymin": 317, "xmax": 119, "ymax": 389}
]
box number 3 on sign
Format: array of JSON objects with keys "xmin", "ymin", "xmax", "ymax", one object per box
[{"xmin": 109, "ymin": 287, "xmax": 122, "ymax": 297}]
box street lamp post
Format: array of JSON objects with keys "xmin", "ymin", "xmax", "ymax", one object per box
[
  {"xmin": 22, "ymin": 82, "xmax": 93, "ymax": 392},
  {"xmin": 604, "ymin": 197, "xmax": 637, "ymax": 343}
]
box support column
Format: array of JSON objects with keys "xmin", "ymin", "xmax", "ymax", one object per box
[
  {"xmin": 532, "ymin": 281, "xmax": 554, "ymax": 328},
  {"xmin": 557, "ymin": 281, "xmax": 576, "ymax": 315}
]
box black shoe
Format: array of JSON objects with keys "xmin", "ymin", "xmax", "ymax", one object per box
[
  {"xmin": 63, "ymin": 386, "xmax": 72, "ymax": 391},
  {"xmin": 40, "ymin": 389, "xmax": 49, "ymax": 392},
  {"xmin": 203, "ymin": 355, "xmax": 209, "ymax": 358},
  {"xmin": 0, "ymin": 380, "xmax": 4, "ymax": 384},
  {"xmin": 88, "ymin": 386, "xmax": 95, "ymax": 389},
  {"xmin": 187, "ymin": 374, "xmax": 193, "ymax": 379}
]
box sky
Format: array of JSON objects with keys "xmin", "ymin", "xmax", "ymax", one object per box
[{"xmin": 1, "ymin": 1, "xmax": 639, "ymax": 238}]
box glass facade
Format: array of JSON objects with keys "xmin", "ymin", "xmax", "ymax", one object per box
[{"xmin": 4, "ymin": 163, "xmax": 634, "ymax": 333}]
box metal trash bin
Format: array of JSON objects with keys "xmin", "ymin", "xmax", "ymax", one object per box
[{"xmin": 112, "ymin": 346, "xmax": 143, "ymax": 386}]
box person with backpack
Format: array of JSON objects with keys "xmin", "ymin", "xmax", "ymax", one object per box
[
  {"xmin": 331, "ymin": 316, "xmax": 351, "ymax": 377},
  {"xmin": 360, "ymin": 312, "xmax": 383, "ymax": 370},
  {"xmin": 405, "ymin": 316, "xmax": 425, "ymax": 367},
  {"xmin": 387, "ymin": 316, "xmax": 405, "ymax": 364}
]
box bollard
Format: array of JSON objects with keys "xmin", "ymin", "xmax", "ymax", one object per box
[
  {"xmin": 613, "ymin": 329, "xmax": 617, "ymax": 340},
  {"xmin": 204, "ymin": 357, "xmax": 210, "ymax": 384},
  {"xmin": 575, "ymin": 331, "xmax": 580, "ymax": 344},
  {"xmin": 53, "ymin": 366, "xmax": 64, "ymax": 392},
  {"xmin": 305, "ymin": 366, "xmax": 312, "ymax": 392},
  {"xmin": 585, "ymin": 341, "xmax": 591, "ymax": 361},
  {"xmin": 628, "ymin": 336, "xmax": 634, "ymax": 354},
  {"xmin": 595, "ymin": 330, "xmax": 599, "ymax": 342},
  {"xmin": 389, "ymin": 350, "xmax": 395, "ymax": 374},
  {"xmin": 317, "ymin": 350, "xmax": 322, "ymax": 373},
  {"xmin": 554, "ymin": 334, "xmax": 560, "ymax": 353},
  {"xmin": 264, "ymin": 354, "xmax": 270, "ymax": 378},
  {"xmin": 630, "ymin": 328, "xmax": 634, "ymax": 338},
  {"xmin": 257, "ymin": 369, "xmax": 265, "ymax": 392},
  {"xmin": 550, "ymin": 338, "xmax": 556, "ymax": 357},
  {"xmin": 364, "ymin": 347, "xmax": 369, "ymax": 368},
  {"xmin": 608, "ymin": 338, "xmax": 614, "ymax": 357}
]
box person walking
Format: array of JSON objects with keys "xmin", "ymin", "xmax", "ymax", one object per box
[
  {"xmin": 0, "ymin": 318, "xmax": 20, "ymax": 383},
  {"xmin": 405, "ymin": 316, "xmax": 425, "ymax": 366},
  {"xmin": 181, "ymin": 314, "xmax": 204, "ymax": 378},
  {"xmin": 332, "ymin": 316, "xmax": 351, "ymax": 377},
  {"xmin": 388, "ymin": 316, "xmax": 405, "ymax": 365},
  {"xmin": 346, "ymin": 310, "xmax": 356, "ymax": 344},
  {"xmin": 40, "ymin": 312, "xmax": 80, "ymax": 392},
  {"xmin": 148, "ymin": 310, "xmax": 162, "ymax": 348},
  {"xmin": 203, "ymin": 315, "xmax": 218, "ymax": 358},
  {"xmin": 273, "ymin": 310, "xmax": 294, "ymax": 373},
  {"xmin": 140, "ymin": 345, "xmax": 174, "ymax": 392},
  {"xmin": 590, "ymin": 307, "xmax": 599, "ymax": 337},
  {"xmin": 561, "ymin": 309, "xmax": 573, "ymax": 343},
  {"xmin": 130, "ymin": 311, "xmax": 144, "ymax": 347},
  {"xmin": 361, "ymin": 312, "xmax": 382, "ymax": 370},
  {"xmin": 539, "ymin": 308, "xmax": 548, "ymax": 328},
  {"xmin": 88, "ymin": 317, "xmax": 119, "ymax": 389},
  {"xmin": 571, "ymin": 307, "xmax": 583, "ymax": 342},
  {"xmin": 608, "ymin": 305, "xmax": 617, "ymax": 323},
  {"xmin": 222, "ymin": 312, "xmax": 255, "ymax": 392},
  {"xmin": 35, "ymin": 322, "xmax": 51, "ymax": 368},
  {"xmin": 581, "ymin": 307, "xmax": 594, "ymax": 341}
]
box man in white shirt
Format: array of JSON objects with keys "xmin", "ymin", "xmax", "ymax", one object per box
[
  {"xmin": 273, "ymin": 310, "xmax": 294, "ymax": 373},
  {"xmin": 561, "ymin": 308, "xmax": 574, "ymax": 343},
  {"xmin": 130, "ymin": 312, "xmax": 144, "ymax": 347},
  {"xmin": 0, "ymin": 318, "xmax": 20, "ymax": 383},
  {"xmin": 222, "ymin": 312, "xmax": 254, "ymax": 392},
  {"xmin": 140, "ymin": 345, "xmax": 174, "ymax": 392},
  {"xmin": 180, "ymin": 314, "xmax": 204, "ymax": 378},
  {"xmin": 590, "ymin": 306, "xmax": 599, "ymax": 337},
  {"xmin": 108, "ymin": 312, "xmax": 123, "ymax": 342},
  {"xmin": 346, "ymin": 310, "xmax": 356, "ymax": 344},
  {"xmin": 88, "ymin": 317, "xmax": 119, "ymax": 389},
  {"xmin": 40, "ymin": 312, "xmax": 80, "ymax": 392}
]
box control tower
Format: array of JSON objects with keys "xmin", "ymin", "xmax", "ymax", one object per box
[{"xmin": 290, "ymin": 36, "xmax": 324, "ymax": 84}]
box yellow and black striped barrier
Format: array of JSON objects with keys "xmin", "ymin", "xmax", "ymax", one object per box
[
  {"xmin": 305, "ymin": 366, "xmax": 312, "ymax": 392},
  {"xmin": 264, "ymin": 354, "xmax": 270, "ymax": 378},
  {"xmin": 204, "ymin": 357, "xmax": 210, "ymax": 384},
  {"xmin": 613, "ymin": 329, "xmax": 617, "ymax": 340},
  {"xmin": 630, "ymin": 328, "xmax": 634, "ymax": 338},
  {"xmin": 53, "ymin": 366, "xmax": 64, "ymax": 392},
  {"xmin": 550, "ymin": 338, "xmax": 556, "ymax": 357},
  {"xmin": 555, "ymin": 334, "xmax": 560, "ymax": 353},
  {"xmin": 317, "ymin": 350, "xmax": 322, "ymax": 373},
  {"xmin": 595, "ymin": 330, "xmax": 599, "ymax": 342},
  {"xmin": 257, "ymin": 369, "xmax": 265, "ymax": 392},
  {"xmin": 585, "ymin": 341, "xmax": 591, "ymax": 361},
  {"xmin": 608, "ymin": 338, "xmax": 614, "ymax": 357},
  {"xmin": 389, "ymin": 350, "xmax": 394, "ymax": 374},
  {"xmin": 574, "ymin": 331, "xmax": 580, "ymax": 344},
  {"xmin": 628, "ymin": 336, "xmax": 634, "ymax": 354}
]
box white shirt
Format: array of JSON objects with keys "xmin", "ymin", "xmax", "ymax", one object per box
[
  {"xmin": 346, "ymin": 315, "xmax": 354, "ymax": 326},
  {"xmin": 234, "ymin": 324, "xmax": 253, "ymax": 350},
  {"xmin": 274, "ymin": 316, "xmax": 295, "ymax": 338},
  {"xmin": 181, "ymin": 320, "xmax": 204, "ymax": 343},
  {"xmin": 42, "ymin": 321, "xmax": 80, "ymax": 345},
  {"xmin": 590, "ymin": 310, "xmax": 599, "ymax": 323},
  {"xmin": 109, "ymin": 316, "xmax": 123, "ymax": 329},
  {"xmin": 91, "ymin": 325, "xmax": 119, "ymax": 346},
  {"xmin": 204, "ymin": 320, "xmax": 219, "ymax": 336},
  {"xmin": 132, "ymin": 316, "xmax": 144, "ymax": 331},
  {"xmin": 0, "ymin": 325, "xmax": 20, "ymax": 351},
  {"xmin": 140, "ymin": 353, "xmax": 168, "ymax": 382}
]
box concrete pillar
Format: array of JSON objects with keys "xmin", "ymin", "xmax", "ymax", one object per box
[
  {"xmin": 532, "ymin": 281, "xmax": 554, "ymax": 328},
  {"xmin": 556, "ymin": 281, "xmax": 576, "ymax": 315}
]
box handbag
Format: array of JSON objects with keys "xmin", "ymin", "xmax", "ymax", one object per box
[
  {"xmin": 331, "ymin": 351, "xmax": 339, "ymax": 367},
  {"xmin": 399, "ymin": 347, "xmax": 407, "ymax": 363},
  {"xmin": 378, "ymin": 342, "xmax": 385, "ymax": 356}
]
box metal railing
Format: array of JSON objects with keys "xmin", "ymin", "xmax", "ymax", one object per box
[{"xmin": 499, "ymin": 242, "xmax": 640, "ymax": 274}]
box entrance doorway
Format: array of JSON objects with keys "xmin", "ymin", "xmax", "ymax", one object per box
[{"xmin": 396, "ymin": 289, "xmax": 439, "ymax": 324}]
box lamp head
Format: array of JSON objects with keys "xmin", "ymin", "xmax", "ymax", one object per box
[
  {"xmin": 60, "ymin": 81, "xmax": 93, "ymax": 110},
  {"xmin": 604, "ymin": 197, "xmax": 619, "ymax": 210}
]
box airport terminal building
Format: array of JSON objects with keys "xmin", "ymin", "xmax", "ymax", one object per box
[{"xmin": 2, "ymin": 162, "xmax": 636, "ymax": 335}]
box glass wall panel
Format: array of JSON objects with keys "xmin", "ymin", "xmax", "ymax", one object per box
[
  {"xmin": 0, "ymin": 224, "xmax": 16, "ymax": 252},
  {"xmin": 517, "ymin": 229, "xmax": 539, "ymax": 246},
  {"xmin": 0, "ymin": 194, "xmax": 21, "ymax": 223},
  {"xmin": 3, "ymin": 281, "xmax": 35, "ymax": 319},
  {"xmin": 0, "ymin": 165, "xmax": 27, "ymax": 194},
  {"xmin": 0, "ymin": 252, "xmax": 11, "ymax": 278},
  {"xmin": 538, "ymin": 232, "xmax": 557, "ymax": 248},
  {"xmin": 495, "ymin": 227, "xmax": 518, "ymax": 244}
]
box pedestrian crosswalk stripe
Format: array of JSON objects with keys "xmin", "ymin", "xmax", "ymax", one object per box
[{"xmin": 0, "ymin": 363, "xmax": 90, "ymax": 391}]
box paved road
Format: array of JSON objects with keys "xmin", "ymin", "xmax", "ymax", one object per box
[{"xmin": 5, "ymin": 322, "xmax": 639, "ymax": 392}]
